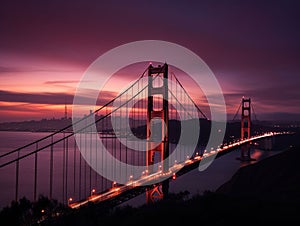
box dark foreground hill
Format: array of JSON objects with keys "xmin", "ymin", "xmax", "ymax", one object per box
[{"xmin": 217, "ymin": 146, "xmax": 300, "ymax": 199}]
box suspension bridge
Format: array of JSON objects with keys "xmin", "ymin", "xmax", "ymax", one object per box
[{"xmin": 0, "ymin": 63, "xmax": 290, "ymax": 209}]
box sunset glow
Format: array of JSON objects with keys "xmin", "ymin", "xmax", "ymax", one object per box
[{"xmin": 1, "ymin": 1, "xmax": 299, "ymax": 122}]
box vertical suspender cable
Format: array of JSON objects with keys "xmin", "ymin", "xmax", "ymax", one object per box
[
  {"xmin": 73, "ymin": 136, "xmax": 76, "ymax": 197},
  {"xmin": 34, "ymin": 143, "xmax": 38, "ymax": 201},
  {"xmin": 15, "ymin": 150, "xmax": 20, "ymax": 201},
  {"xmin": 62, "ymin": 132, "xmax": 66, "ymax": 203},
  {"xmin": 50, "ymin": 135, "xmax": 53, "ymax": 199},
  {"xmin": 65, "ymin": 135, "xmax": 69, "ymax": 203},
  {"xmin": 89, "ymin": 120, "xmax": 92, "ymax": 193},
  {"xmin": 79, "ymin": 132, "xmax": 82, "ymax": 200}
]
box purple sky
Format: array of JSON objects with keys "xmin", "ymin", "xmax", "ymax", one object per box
[{"xmin": 0, "ymin": 0, "xmax": 300, "ymax": 122}]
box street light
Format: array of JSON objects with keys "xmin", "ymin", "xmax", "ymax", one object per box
[
  {"xmin": 158, "ymin": 165, "xmax": 162, "ymax": 173},
  {"xmin": 129, "ymin": 175, "xmax": 133, "ymax": 187},
  {"xmin": 91, "ymin": 189, "xmax": 96, "ymax": 196},
  {"xmin": 67, "ymin": 197, "xmax": 73, "ymax": 206},
  {"xmin": 172, "ymin": 173, "xmax": 176, "ymax": 180}
]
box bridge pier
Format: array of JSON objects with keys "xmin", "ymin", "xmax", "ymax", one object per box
[
  {"xmin": 263, "ymin": 137, "xmax": 273, "ymax": 150},
  {"xmin": 146, "ymin": 180, "xmax": 169, "ymax": 203},
  {"xmin": 238, "ymin": 143, "xmax": 256, "ymax": 161}
]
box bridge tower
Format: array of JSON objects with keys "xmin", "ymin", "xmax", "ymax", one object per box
[
  {"xmin": 240, "ymin": 97, "xmax": 253, "ymax": 160},
  {"xmin": 146, "ymin": 63, "xmax": 169, "ymax": 203},
  {"xmin": 241, "ymin": 97, "xmax": 251, "ymax": 140}
]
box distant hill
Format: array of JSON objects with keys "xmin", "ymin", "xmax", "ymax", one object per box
[
  {"xmin": 0, "ymin": 117, "xmax": 287, "ymax": 145},
  {"xmin": 0, "ymin": 118, "xmax": 72, "ymax": 132}
]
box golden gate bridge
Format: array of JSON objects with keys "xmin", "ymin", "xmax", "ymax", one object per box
[{"xmin": 0, "ymin": 63, "xmax": 290, "ymax": 208}]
